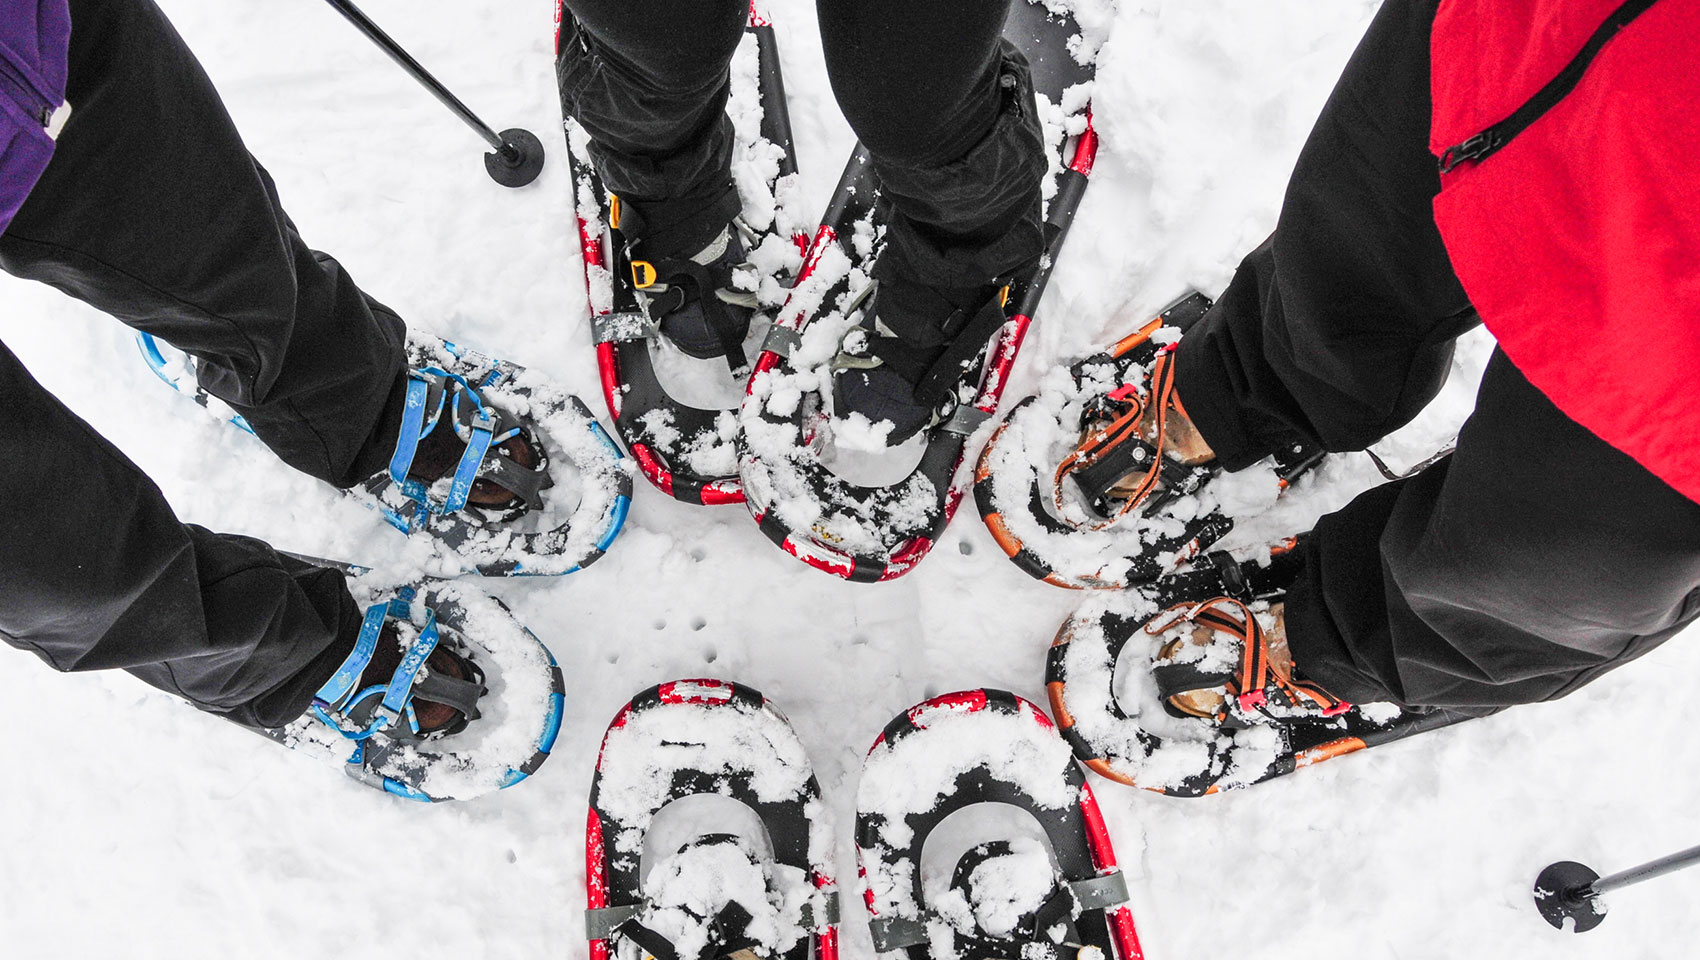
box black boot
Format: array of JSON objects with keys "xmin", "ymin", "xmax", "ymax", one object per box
[
  {"xmin": 617, "ymin": 184, "xmax": 758, "ymax": 371},
  {"xmin": 832, "ymin": 277, "xmax": 1010, "ymax": 445}
]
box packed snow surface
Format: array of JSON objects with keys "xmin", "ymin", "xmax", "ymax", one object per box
[{"xmin": 0, "ymin": 1, "xmax": 1690, "ymax": 958}]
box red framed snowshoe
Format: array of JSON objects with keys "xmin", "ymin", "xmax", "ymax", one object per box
[
  {"xmin": 1045, "ymin": 545, "xmax": 1471, "ymax": 797},
  {"xmin": 586, "ymin": 680, "xmax": 840, "ymax": 960},
  {"xmin": 567, "ymin": 1, "xmax": 807, "ymax": 505},
  {"xmin": 736, "ymin": 0, "xmax": 1102, "ymax": 582},
  {"xmin": 857, "ymin": 690, "xmax": 1144, "ymax": 960},
  {"xmin": 975, "ymin": 292, "xmax": 1324, "ymax": 588}
]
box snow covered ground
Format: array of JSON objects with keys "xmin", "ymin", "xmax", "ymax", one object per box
[{"xmin": 1, "ymin": 1, "xmax": 1692, "ymax": 957}]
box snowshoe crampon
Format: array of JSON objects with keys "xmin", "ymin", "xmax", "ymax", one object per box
[
  {"xmin": 736, "ymin": 0, "xmax": 1103, "ymax": 583},
  {"xmin": 587, "ymin": 680, "xmax": 840, "ymax": 960},
  {"xmin": 264, "ymin": 576, "xmax": 565, "ymax": 802},
  {"xmin": 1046, "ymin": 546, "xmax": 1471, "ymax": 797},
  {"xmin": 137, "ymin": 332, "xmax": 632, "ymax": 576},
  {"xmin": 567, "ymin": 0, "xmax": 807, "ymax": 506},
  {"xmin": 975, "ymin": 292, "xmax": 1324, "ymax": 589},
  {"xmin": 857, "ymin": 690, "xmax": 1143, "ymax": 960}
]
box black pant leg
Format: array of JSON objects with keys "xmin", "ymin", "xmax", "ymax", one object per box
[
  {"xmin": 556, "ymin": 0, "xmax": 747, "ymax": 250},
  {"xmin": 0, "ymin": 341, "xmax": 360, "ymax": 729},
  {"xmin": 1173, "ymin": 0, "xmax": 1476, "ymax": 470},
  {"xmin": 0, "ymin": 0, "xmax": 406, "ymax": 488},
  {"xmin": 1286, "ymin": 351, "xmax": 1700, "ymax": 712},
  {"xmin": 819, "ymin": 0, "xmax": 1047, "ymax": 286}
]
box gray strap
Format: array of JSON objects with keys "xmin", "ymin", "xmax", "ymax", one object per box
[
  {"xmin": 761, "ymin": 324, "xmax": 803, "ymax": 359},
  {"xmin": 585, "ymin": 903, "xmax": 643, "ymax": 940},
  {"xmin": 940, "ymin": 404, "xmax": 992, "ymax": 437},
  {"xmin": 1070, "ymin": 871, "xmax": 1129, "ymax": 911},
  {"xmin": 411, "ymin": 670, "xmax": 484, "ymax": 721},
  {"xmin": 480, "ymin": 453, "xmax": 551, "ymax": 506},
  {"xmin": 594, "ymin": 310, "xmax": 655, "ymax": 344},
  {"xmin": 799, "ymin": 892, "xmax": 840, "ymax": 929},
  {"xmin": 868, "ymin": 916, "xmax": 930, "ymax": 952}
]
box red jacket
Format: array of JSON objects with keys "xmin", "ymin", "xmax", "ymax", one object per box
[{"xmin": 1430, "ymin": 0, "xmax": 1700, "ymax": 503}]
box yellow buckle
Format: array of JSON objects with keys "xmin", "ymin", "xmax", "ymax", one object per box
[
  {"xmin": 631, "ymin": 260, "xmax": 658, "ymax": 289},
  {"xmin": 999, "ymin": 284, "xmax": 1012, "ymax": 308},
  {"xmin": 609, "ymin": 194, "xmax": 623, "ymax": 230}
]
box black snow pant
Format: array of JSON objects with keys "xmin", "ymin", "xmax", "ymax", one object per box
[
  {"xmin": 1173, "ymin": 0, "xmax": 1700, "ymax": 713},
  {"xmin": 0, "ymin": 0, "xmax": 407, "ymax": 728},
  {"xmin": 554, "ymin": 0, "xmax": 1047, "ymax": 288}
]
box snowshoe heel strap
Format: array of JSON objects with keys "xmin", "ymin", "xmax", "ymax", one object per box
[
  {"xmin": 867, "ymin": 915, "xmax": 930, "ymax": 952},
  {"xmin": 612, "ymin": 901, "xmax": 760, "ymax": 960}
]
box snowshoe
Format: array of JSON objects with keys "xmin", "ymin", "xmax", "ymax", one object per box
[
  {"xmin": 566, "ymin": 1, "xmax": 807, "ymax": 505},
  {"xmin": 857, "ymin": 689, "xmax": 1144, "ymax": 960},
  {"xmin": 136, "ymin": 331, "xmax": 632, "ymax": 577},
  {"xmin": 586, "ymin": 679, "xmax": 840, "ymax": 960},
  {"xmin": 737, "ymin": 0, "xmax": 1103, "ymax": 583},
  {"xmin": 1046, "ymin": 543, "xmax": 1471, "ymax": 797},
  {"xmin": 975, "ymin": 292, "xmax": 1324, "ymax": 588},
  {"xmin": 257, "ymin": 561, "xmax": 565, "ymax": 802}
]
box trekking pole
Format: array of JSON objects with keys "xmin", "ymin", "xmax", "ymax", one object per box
[
  {"xmin": 322, "ymin": 0, "xmax": 544, "ymax": 187},
  {"xmin": 1533, "ymin": 843, "xmax": 1700, "ymax": 932}
]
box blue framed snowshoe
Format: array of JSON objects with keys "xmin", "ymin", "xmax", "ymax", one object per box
[
  {"xmin": 136, "ymin": 331, "xmax": 631, "ymax": 576},
  {"xmin": 263, "ymin": 576, "xmax": 565, "ymax": 802}
]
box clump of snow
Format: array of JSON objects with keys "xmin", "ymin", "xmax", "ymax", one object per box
[
  {"xmin": 933, "ymin": 838, "xmax": 1059, "ymax": 939},
  {"xmin": 636, "ymin": 839, "xmax": 808, "ymax": 960}
]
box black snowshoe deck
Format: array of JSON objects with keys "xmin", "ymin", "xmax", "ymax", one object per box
[
  {"xmin": 975, "ymin": 292, "xmax": 1323, "ymax": 589},
  {"xmin": 737, "ymin": 0, "xmax": 1103, "ymax": 582},
  {"xmin": 568, "ymin": 3, "xmax": 803, "ymax": 506},
  {"xmin": 857, "ymin": 689, "xmax": 1145, "ymax": 960}
]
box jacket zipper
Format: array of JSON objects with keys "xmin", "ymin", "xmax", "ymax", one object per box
[
  {"xmin": 1438, "ymin": 0, "xmax": 1661, "ymax": 174},
  {"xmin": 0, "ymin": 48, "xmax": 54, "ymax": 127}
]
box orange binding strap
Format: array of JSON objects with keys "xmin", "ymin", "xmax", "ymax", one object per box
[
  {"xmin": 1051, "ymin": 349, "xmax": 1182, "ymax": 532},
  {"xmin": 1146, "ymin": 596, "xmax": 1345, "ymax": 721}
]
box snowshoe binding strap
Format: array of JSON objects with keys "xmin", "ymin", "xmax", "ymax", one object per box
[
  {"xmin": 834, "ymin": 279, "xmax": 1013, "ymax": 411},
  {"xmin": 387, "ymin": 367, "xmax": 550, "ymax": 522},
  {"xmin": 1146, "ymin": 596, "xmax": 1349, "ymax": 726},
  {"xmin": 1052, "ymin": 348, "xmax": 1211, "ymax": 531},
  {"xmin": 309, "ymin": 599, "xmax": 486, "ymax": 742},
  {"xmin": 617, "ymin": 188, "xmax": 758, "ymax": 374}
]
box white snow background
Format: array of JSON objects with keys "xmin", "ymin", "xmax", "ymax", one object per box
[{"xmin": 0, "ymin": 1, "xmax": 1691, "ymax": 957}]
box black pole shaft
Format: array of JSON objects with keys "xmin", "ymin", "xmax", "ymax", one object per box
[
  {"xmin": 1588, "ymin": 843, "xmax": 1700, "ymax": 897},
  {"xmin": 321, "ymin": 0, "xmax": 515, "ymax": 159}
]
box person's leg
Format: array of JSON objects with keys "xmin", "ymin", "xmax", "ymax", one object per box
[
  {"xmin": 0, "ymin": 0, "xmax": 406, "ymax": 488},
  {"xmin": 556, "ymin": 0, "xmax": 748, "ymax": 254},
  {"xmin": 0, "ymin": 340, "xmax": 360, "ymax": 730},
  {"xmin": 1285, "ymin": 350, "xmax": 1700, "ymax": 712},
  {"xmin": 1173, "ymin": 0, "xmax": 1476, "ymax": 471},
  {"xmin": 818, "ymin": 0, "xmax": 1046, "ymax": 287}
]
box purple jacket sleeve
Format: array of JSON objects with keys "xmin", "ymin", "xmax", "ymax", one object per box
[{"xmin": 0, "ymin": 0, "xmax": 70, "ymax": 235}]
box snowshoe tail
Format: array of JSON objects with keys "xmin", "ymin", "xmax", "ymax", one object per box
[
  {"xmin": 857, "ymin": 689, "xmax": 1144, "ymax": 960},
  {"xmin": 738, "ymin": 0, "xmax": 1102, "ymax": 583},
  {"xmin": 568, "ymin": 2, "xmax": 806, "ymax": 505},
  {"xmin": 974, "ymin": 293, "xmax": 1323, "ymax": 589},
  {"xmin": 586, "ymin": 679, "xmax": 840, "ymax": 960}
]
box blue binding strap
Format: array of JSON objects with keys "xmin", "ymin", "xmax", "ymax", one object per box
[
  {"xmin": 377, "ymin": 613, "xmax": 440, "ymax": 729},
  {"xmin": 443, "ymin": 402, "xmax": 495, "ymax": 514},
  {"xmin": 314, "ymin": 603, "xmax": 388, "ymax": 711},
  {"xmin": 388, "ymin": 372, "xmax": 433, "ymax": 484}
]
